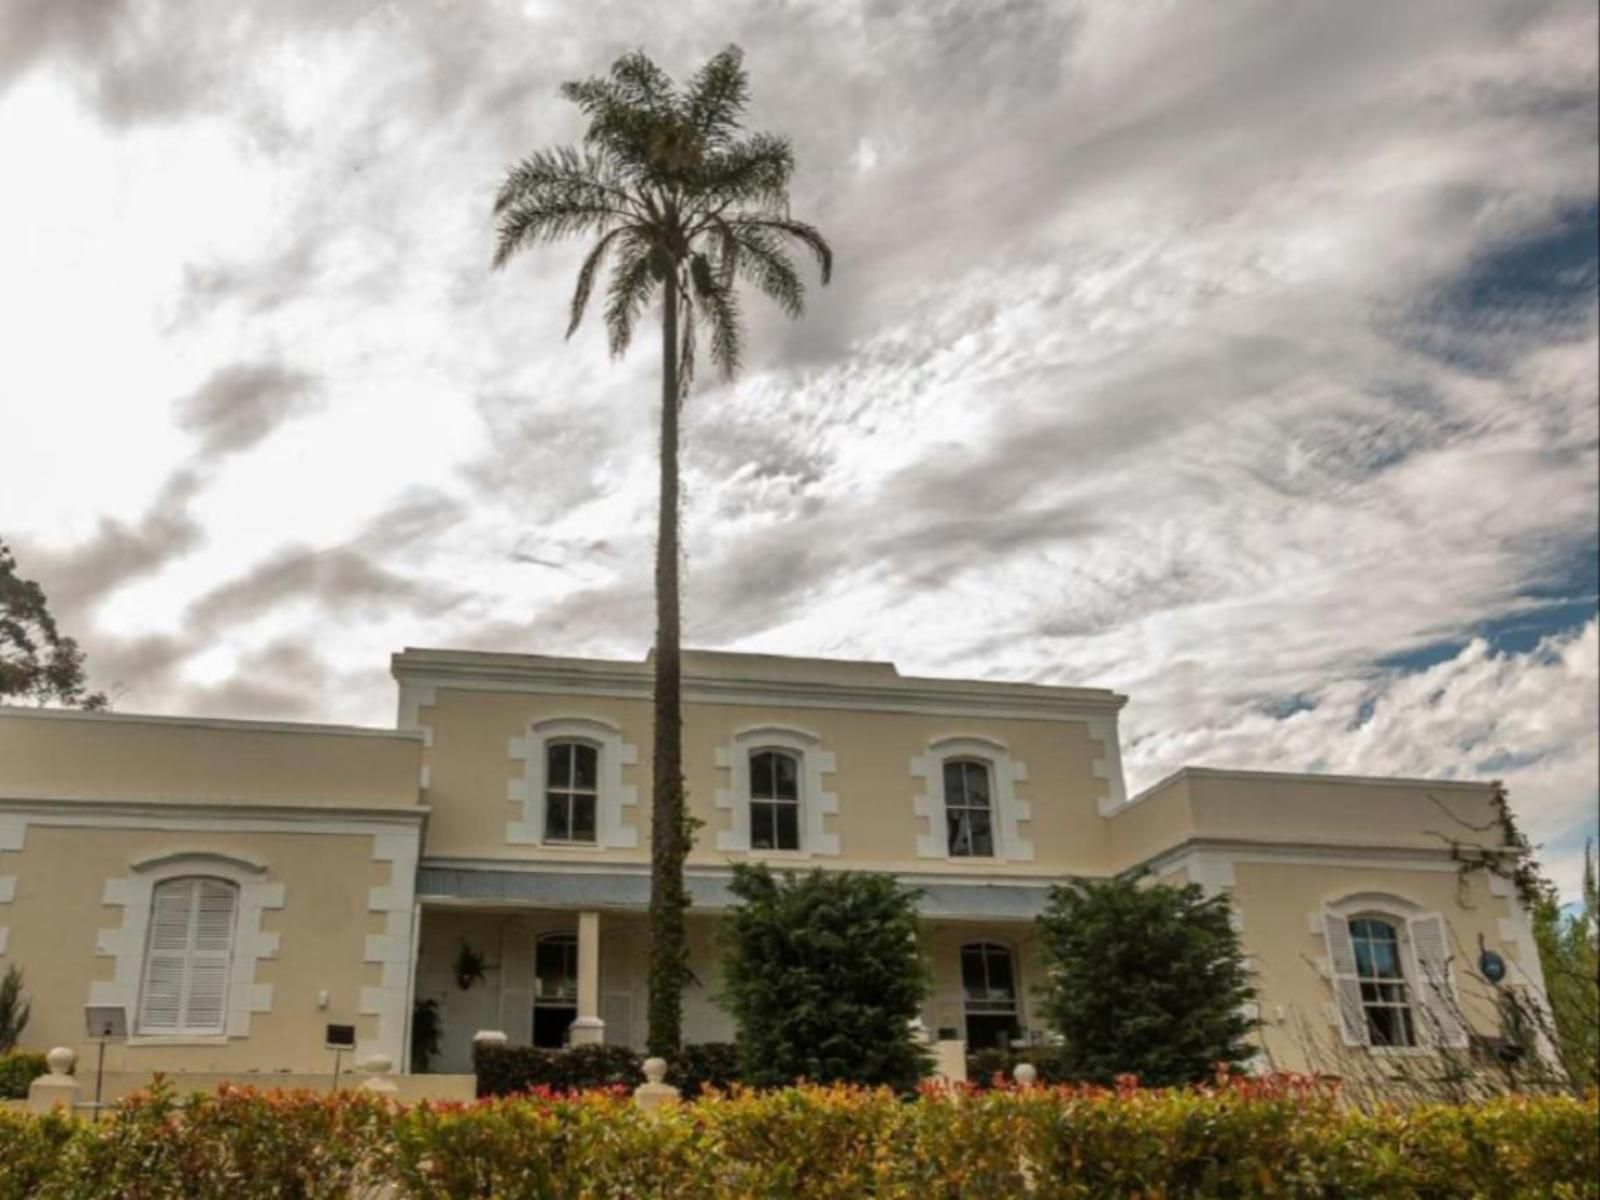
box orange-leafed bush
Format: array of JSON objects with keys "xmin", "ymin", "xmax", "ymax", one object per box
[{"xmin": 0, "ymin": 1072, "xmax": 1594, "ymax": 1199}]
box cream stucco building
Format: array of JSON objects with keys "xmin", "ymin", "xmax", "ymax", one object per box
[{"xmin": 0, "ymin": 647, "xmax": 1550, "ymax": 1085}]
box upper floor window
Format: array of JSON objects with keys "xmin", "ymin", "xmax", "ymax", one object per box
[
  {"xmin": 545, "ymin": 741, "xmax": 598, "ymax": 844},
  {"xmin": 944, "ymin": 758, "xmax": 994, "ymax": 857},
  {"xmin": 137, "ymin": 876, "xmax": 239, "ymax": 1036},
  {"xmin": 750, "ymin": 749, "xmax": 802, "ymax": 851},
  {"xmin": 961, "ymin": 941, "xmax": 1019, "ymax": 1049},
  {"xmin": 1349, "ymin": 917, "xmax": 1416, "ymax": 1048}
]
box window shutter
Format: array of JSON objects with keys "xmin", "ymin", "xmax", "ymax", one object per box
[
  {"xmin": 137, "ymin": 878, "xmax": 238, "ymax": 1036},
  {"xmin": 185, "ymin": 881, "xmax": 238, "ymax": 1032},
  {"xmin": 1322, "ymin": 912, "xmax": 1368, "ymax": 1047},
  {"xmin": 139, "ymin": 882, "xmax": 194, "ymax": 1032},
  {"xmin": 1407, "ymin": 913, "xmax": 1467, "ymax": 1049}
]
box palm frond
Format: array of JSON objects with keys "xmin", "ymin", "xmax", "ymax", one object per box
[
  {"xmin": 494, "ymin": 197, "xmax": 623, "ymax": 269},
  {"xmin": 602, "ymin": 238, "xmax": 660, "ymax": 357},
  {"xmin": 686, "ymin": 46, "xmax": 748, "ymax": 144},
  {"xmin": 493, "ymin": 146, "xmax": 635, "ymax": 217},
  {"xmin": 694, "ymin": 133, "xmax": 793, "ymax": 211},
  {"xmin": 567, "ymin": 225, "xmax": 636, "ymax": 338},
  {"xmin": 724, "ymin": 225, "xmax": 804, "ymax": 318},
  {"xmin": 731, "ymin": 216, "xmax": 832, "ymax": 284},
  {"xmin": 689, "ymin": 251, "xmax": 743, "ymax": 377}
]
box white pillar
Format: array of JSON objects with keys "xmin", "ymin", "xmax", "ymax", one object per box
[{"xmin": 569, "ymin": 910, "xmax": 605, "ymax": 1045}]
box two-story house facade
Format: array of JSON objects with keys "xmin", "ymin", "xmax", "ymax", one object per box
[{"xmin": 0, "ymin": 645, "xmax": 1551, "ymax": 1088}]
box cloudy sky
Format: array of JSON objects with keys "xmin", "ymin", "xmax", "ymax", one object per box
[{"xmin": 2, "ymin": 1, "xmax": 1595, "ymax": 894}]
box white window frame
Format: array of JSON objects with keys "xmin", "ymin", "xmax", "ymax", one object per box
[
  {"xmin": 912, "ymin": 736, "xmax": 1033, "ymax": 863},
  {"xmin": 136, "ymin": 876, "xmax": 240, "ymax": 1037},
  {"xmin": 509, "ymin": 717, "xmax": 638, "ymax": 848},
  {"xmin": 91, "ymin": 851, "xmax": 282, "ymax": 1045},
  {"xmin": 542, "ymin": 739, "xmax": 602, "ymax": 846},
  {"xmin": 1317, "ymin": 891, "xmax": 1467, "ymax": 1053},
  {"xmin": 747, "ymin": 747, "xmax": 804, "ymax": 852},
  {"xmin": 715, "ymin": 725, "xmax": 839, "ymax": 856}
]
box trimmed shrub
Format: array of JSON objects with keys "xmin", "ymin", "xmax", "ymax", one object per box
[
  {"xmin": 2, "ymin": 1076, "xmax": 1595, "ymax": 1198},
  {"xmin": 719, "ymin": 864, "xmax": 931, "ymax": 1091},
  {"xmin": 473, "ymin": 1040, "xmax": 643, "ymax": 1097},
  {"xmin": 1037, "ymin": 876, "xmax": 1255, "ymax": 1085},
  {"xmin": 965, "ymin": 1045, "xmax": 1071, "ymax": 1090},
  {"xmin": 0, "ymin": 1050, "xmax": 47, "ymax": 1100},
  {"xmin": 666, "ymin": 1041, "xmax": 740, "ymax": 1098}
]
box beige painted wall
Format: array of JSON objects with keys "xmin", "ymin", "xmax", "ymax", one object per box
[
  {"xmin": 1230, "ymin": 860, "xmax": 1530, "ymax": 1073},
  {"xmin": 1109, "ymin": 770, "xmax": 1504, "ymax": 872},
  {"xmin": 417, "ymin": 686, "xmax": 1113, "ymax": 875},
  {"xmin": 0, "ymin": 821, "xmax": 417, "ymax": 1075},
  {"xmin": 0, "ymin": 708, "xmax": 423, "ymax": 810}
]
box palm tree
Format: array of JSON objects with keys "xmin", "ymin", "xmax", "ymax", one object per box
[{"xmin": 493, "ymin": 46, "xmax": 832, "ymax": 1056}]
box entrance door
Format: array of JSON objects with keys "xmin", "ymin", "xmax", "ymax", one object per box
[
  {"xmin": 961, "ymin": 942, "xmax": 1020, "ymax": 1049},
  {"xmin": 532, "ymin": 932, "xmax": 579, "ymax": 1048}
]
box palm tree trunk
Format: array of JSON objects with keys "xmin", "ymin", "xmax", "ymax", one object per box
[{"xmin": 647, "ymin": 266, "xmax": 689, "ymax": 1058}]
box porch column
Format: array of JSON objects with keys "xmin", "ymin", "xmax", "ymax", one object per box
[{"xmin": 569, "ymin": 910, "xmax": 605, "ymax": 1045}]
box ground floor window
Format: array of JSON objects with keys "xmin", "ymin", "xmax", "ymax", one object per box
[
  {"xmin": 1350, "ymin": 917, "xmax": 1417, "ymax": 1047},
  {"xmin": 961, "ymin": 941, "xmax": 1020, "ymax": 1049},
  {"xmin": 532, "ymin": 932, "xmax": 579, "ymax": 1048}
]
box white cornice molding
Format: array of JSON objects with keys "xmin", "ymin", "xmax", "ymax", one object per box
[
  {"xmin": 1123, "ymin": 765, "xmax": 1496, "ymax": 809},
  {"xmin": 391, "ymin": 649, "xmax": 1127, "ymax": 720},
  {"xmin": 1131, "ymin": 836, "xmax": 1477, "ymax": 880},
  {"xmin": 0, "ymin": 795, "xmax": 427, "ymax": 825},
  {"xmin": 0, "ymin": 705, "xmax": 421, "ymax": 742}
]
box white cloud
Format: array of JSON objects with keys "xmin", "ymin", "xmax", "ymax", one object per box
[{"xmin": 1, "ymin": 0, "xmax": 1594, "ymax": 894}]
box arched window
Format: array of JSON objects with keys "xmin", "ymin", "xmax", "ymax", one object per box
[
  {"xmin": 960, "ymin": 942, "xmax": 1019, "ymax": 1049},
  {"xmin": 1349, "ymin": 917, "xmax": 1416, "ymax": 1047},
  {"xmin": 544, "ymin": 741, "xmax": 599, "ymax": 843},
  {"xmin": 944, "ymin": 759, "xmax": 994, "ymax": 857},
  {"xmin": 533, "ymin": 932, "xmax": 579, "ymax": 1047},
  {"xmin": 137, "ymin": 877, "xmax": 239, "ymax": 1036},
  {"xmin": 749, "ymin": 749, "xmax": 801, "ymax": 851}
]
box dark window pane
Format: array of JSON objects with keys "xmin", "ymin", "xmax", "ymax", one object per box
[
  {"xmin": 571, "ymin": 794, "xmax": 596, "ymax": 842},
  {"xmin": 968, "ymin": 811, "xmax": 994, "ymax": 857},
  {"xmin": 984, "ymin": 949, "xmax": 1015, "ymax": 1000},
  {"xmin": 536, "ymin": 936, "xmax": 578, "ymax": 999},
  {"xmin": 773, "ymin": 752, "xmax": 800, "ymax": 800},
  {"xmin": 944, "ymin": 761, "xmax": 967, "ymax": 806},
  {"xmin": 751, "ymin": 752, "xmax": 775, "ymax": 800},
  {"xmin": 963, "ymin": 762, "xmax": 991, "ymax": 808},
  {"xmin": 545, "ymin": 794, "xmax": 571, "ymax": 840},
  {"xmin": 961, "ymin": 947, "xmax": 986, "ymax": 997},
  {"xmin": 572, "ymin": 744, "xmax": 598, "ymax": 790},
  {"xmin": 547, "ymin": 743, "xmax": 572, "ymax": 787},
  {"xmin": 775, "ymin": 803, "xmax": 800, "ymax": 850},
  {"xmin": 751, "ymin": 802, "xmax": 775, "ymax": 850},
  {"xmin": 948, "ymin": 810, "xmax": 969, "ymax": 856}
]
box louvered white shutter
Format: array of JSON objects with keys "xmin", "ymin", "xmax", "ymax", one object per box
[
  {"xmin": 1407, "ymin": 913, "xmax": 1468, "ymax": 1049},
  {"xmin": 1322, "ymin": 913, "xmax": 1368, "ymax": 1047},
  {"xmin": 137, "ymin": 878, "xmax": 238, "ymax": 1036},
  {"xmin": 138, "ymin": 882, "xmax": 194, "ymax": 1033},
  {"xmin": 186, "ymin": 880, "xmax": 237, "ymax": 1033}
]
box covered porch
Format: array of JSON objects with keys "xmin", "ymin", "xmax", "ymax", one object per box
[{"xmin": 413, "ymin": 865, "xmax": 1055, "ymax": 1074}]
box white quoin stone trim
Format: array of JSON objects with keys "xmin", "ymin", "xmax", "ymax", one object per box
[
  {"xmin": 360, "ymin": 830, "xmax": 420, "ymax": 1066},
  {"xmin": 0, "ymin": 815, "xmax": 25, "ymax": 958},
  {"xmin": 714, "ymin": 724, "xmax": 840, "ymax": 856},
  {"xmin": 1086, "ymin": 716, "xmax": 1129, "ymax": 815},
  {"xmin": 396, "ymin": 683, "xmax": 436, "ymax": 789},
  {"xmin": 90, "ymin": 851, "xmax": 285, "ymax": 1040},
  {"xmin": 507, "ymin": 716, "xmax": 639, "ymax": 848},
  {"xmin": 911, "ymin": 735, "xmax": 1032, "ymax": 863}
]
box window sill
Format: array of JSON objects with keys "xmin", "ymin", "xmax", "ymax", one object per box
[
  {"xmin": 127, "ymin": 1034, "xmax": 231, "ymax": 1047},
  {"xmin": 1367, "ymin": 1046, "xmax": 1432, "ymax": 1058},
  {"xmin": 537, "ymin": 840, "xmax": 607, "ymax": 852}
]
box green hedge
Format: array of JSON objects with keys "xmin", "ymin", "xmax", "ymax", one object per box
[
  {"xmin": 473, "ymin": 1041, "xmax": 740, "ymax": 1100},
  {"xmin": 1, "ymin": 1077, "xmax": 1594, "ymax": 1199},
  {"xmin": 0, "ymin": 1052, "xmax": 47, "ymax": 1100}
]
